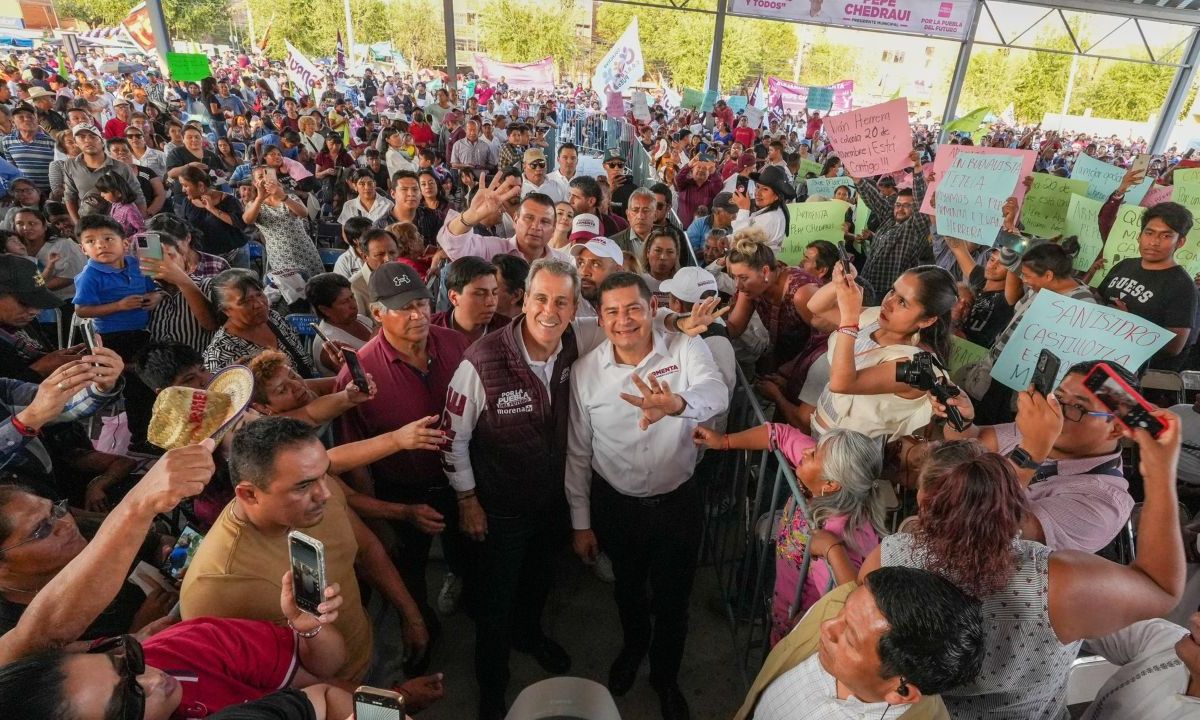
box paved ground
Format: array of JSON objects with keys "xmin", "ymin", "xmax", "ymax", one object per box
[{"xmin": 371, "ymin": 548, "xmax": 746, "ymax": 720}]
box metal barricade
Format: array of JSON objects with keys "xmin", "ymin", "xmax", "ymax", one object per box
[{"xmin": 700, "ymin": 365, "xmax": 817, "ymax": 688}]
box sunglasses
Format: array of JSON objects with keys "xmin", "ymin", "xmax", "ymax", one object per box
[
  {"xmin": 0, "ymin": 499, "xmax": 68, "ymax": 557},
  {"xmin": 88, "ymin": 635, "xmax": 145, "ymax": 720},
  {"xmin": 605, "ymin": 161, "xmax": 625, "ymax": 169},
  {"xmin": 125, "ymin": 133, "xmax": 143, "ymax": 139},
  {"xmin": 527, "ymin": 161, "xmax": 546, "ymax": 169}
]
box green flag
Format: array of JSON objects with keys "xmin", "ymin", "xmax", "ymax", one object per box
[
  {"xmin": 888, "ymin": 86, "xmax": 901, "ymax": 100},
  {"xmin": 944, "ymin": 106, "xmax": 991, "ymax": 134}
]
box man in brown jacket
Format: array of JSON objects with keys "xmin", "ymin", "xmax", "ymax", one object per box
[{"xmin": 735, "ymin": 567, "xmax": 985, "ymax": 720}]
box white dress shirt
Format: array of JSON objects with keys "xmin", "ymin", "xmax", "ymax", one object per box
[
  {"xmin": 754, "ymin": 654, "xmax": 890, "ymax": 720},
  {"xmin": 337, "ymin": 195, "xmax": 395, "ymax": 225},
  {"xmin": 1082, "ymin": 619, "xmax": 1200, "ymax": 720},
  {"xmin": 565, "ymin": 330, "xmax": 728, "ymax": 529},
  {"xmin": 731, "ymin": 206, "xmax": 786, "ymax": 252},
  {"xmin": 522, "ymin": 175, "xmax": 568, "ymax": 204}
]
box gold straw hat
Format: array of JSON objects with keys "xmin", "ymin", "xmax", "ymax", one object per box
[{"xmin": 147, "ymin": 366, "xmax": 254, "ymax": 450}]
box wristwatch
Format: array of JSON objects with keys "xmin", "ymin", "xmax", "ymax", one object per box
[{"xmin": 1007, "ymin": 446, "xmax": 1041, "ymax": 471}]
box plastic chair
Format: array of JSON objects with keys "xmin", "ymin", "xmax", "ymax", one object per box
[
  {"xmin": 319, "ymin": 247, "xmax": 343, "ymax": 269},
  {"xmin": 284, "ymin": 313, "xmax": 319, "ymax": 356},
  {"xmin": 1141, "ymin": 369, "xmax": 1184, "ymax": 407},
  {"xmin": 505, "ymin": 677, "xmax": 622, "ymax": 720},
  {"xmin": 1065, "ymin": 655, "xmax": 1119, "ymax": 706}
]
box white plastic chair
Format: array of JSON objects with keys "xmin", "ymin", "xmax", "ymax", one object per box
[
  {"xmin": 1065, "ymin": 655, "xmax": 1119, "ymax": 706},
  {"xmin": 505, "ymin": 677, "xmax": 622, "ymax": 720}
]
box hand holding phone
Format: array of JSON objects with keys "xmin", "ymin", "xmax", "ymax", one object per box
[
  {"xmin": 1030, "ymin": 349, "xmax": 1061, "ymax": 397},
  {"xmin": 1082, "ymin": 362, "xmax": 1166, "ymax": 438},
  {"xmin": 288, "ymin": 531, "xmax": 327, "ymax": 616},
  {"xmin": 354, "ymin": 687, "xmax": 405, "ymax": 720},
  {"xmin": 136, "ymin": 232, "xmax": 163, "ymax": 276},
  {"xmin": 342, "ymin": 348, "xmax": 371, "ymax": 396}
]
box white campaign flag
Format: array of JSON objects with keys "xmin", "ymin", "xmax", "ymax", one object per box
[
  {"xmin": 592, "ymin": 18, "xmax": 644, "ymax": 109},
  {"xmin": 749, "ymin": 76, "xmax": 767, "ymax": 112},
  {"xmin": 285, "ymin": 41, "xmax": 322, "ymax": 94}
]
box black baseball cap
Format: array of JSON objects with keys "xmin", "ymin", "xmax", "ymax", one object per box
[
  {"xmin": 711, "ymin": 192, "xmax": 737, "ymax": 213},
  {"xmin": 369, "ymin": 262, "xmax": 432, "ymax": 310},
  {"xmin": 0, "ymin": 254, "xmax": 61, "ymax": 309}
]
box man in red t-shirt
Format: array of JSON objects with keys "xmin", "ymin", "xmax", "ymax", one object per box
[
  {"xmin": 805, "ymin": 109, "xmax": 823, "ymax": 141},
  {"xmin": 104, "ymin": 98, "xmax": 132, "ymax": 140},
  {"xmin": 732, "ymin": 115, "xmax": 757, "ymax": 149}
]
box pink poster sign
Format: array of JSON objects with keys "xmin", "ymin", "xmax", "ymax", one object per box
[
  {"xmin": 824, "ymin": 98, "xmax": 913, "ymax": 178},
  {"xmin": 471, "ymin": 54, "xmax": 556, "ymax": 92}
]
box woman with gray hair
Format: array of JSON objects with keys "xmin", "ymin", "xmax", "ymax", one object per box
[
  {"xmin": 202, "ymin": 268, "xmax": 317, "ymax": 377},
  {"xmin": 694, "ymin": 423, "xmax": 887, "ymax": 645}
]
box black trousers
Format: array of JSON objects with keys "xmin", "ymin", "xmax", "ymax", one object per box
[
  {"xmin": 591, "ymin": 472, "xmax": 702, "ymax": 687},
  {"xmin": 384, "ymin": 484, "xmax": 470, "ymax": 624},
  {"xmin": 473, "ymin": 504, "xmax": 567, "ymax": 703},
  {"xmin": 99, "ymin": 329, "xmax": 153, "ymax": 447}
]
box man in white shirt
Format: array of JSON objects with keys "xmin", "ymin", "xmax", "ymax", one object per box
[
  {"xmin": 520, "ymin": 148, "xmax": 567, "ymax": 203},
  {"xmin": 546, "ymin": 142, "xmax": 578, "ymax": 189},
  {"xmin": 568, "ymin": 228, "xmax": 620, "ymax": 320},
  {"xmin": 1080, "ymin": 613, "xmax": 1200, "ymax": 719},
  {"xmin": 566, "ymin": 272, "xmax": 728, "ymax": 720},
  {"xmin": 337, "ymin": 169, "xmax": 395, "ymax": 224}
]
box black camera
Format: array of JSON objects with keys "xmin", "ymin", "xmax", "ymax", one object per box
[{"xmin": 895, "ymin": 351, "xmax": 967, "ymax": 432}]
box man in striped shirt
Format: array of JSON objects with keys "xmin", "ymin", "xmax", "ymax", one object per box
[{"xmin": 0, "ymin": 103, "xmax": 54, "ymax": 193}]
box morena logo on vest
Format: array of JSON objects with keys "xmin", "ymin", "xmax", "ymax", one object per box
[{"xmin": 496, "ymin": 388, "xmax": 534, "ymax": 415}]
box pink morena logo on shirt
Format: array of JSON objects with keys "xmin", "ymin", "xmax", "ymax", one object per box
[{"xmin": 651, "ymin": 364, "xmax": 680, "ymax": 379}]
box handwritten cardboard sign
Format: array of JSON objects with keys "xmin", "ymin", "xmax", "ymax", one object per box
[
  {"xmin": 807, "ymin": 86, "xmax": 834, "ymax": 111},
  {"xmin": 935, "ymin": 152, "xmax": 1026, "ymax": 246},
  {"xmin": 1021, "ymin": 173, "xmax": 1088, "ymax": 237},
  {"xmin": 1139, "ymin": 182, "xmax": 1173, "ymax": 208},
  {"xmin": 1089, "ymin": 204, "xmax": 1147, "ymax": 288},
  {"xmin": 1062, "ymin": 194, "xmax": 1106, "ymax": 274},
  {"xmin": 1071, "ymin": 154, "xmax": 1154, "ymax": 205},
  {"xmin": 991, "ymin": 290, "xmax": 1171, "ymax": 391},
  {"xmin": 1162, "ymin": 172, "xmax": 1200, "ymax": 277},
  {"xmin": 681, "ymin": 88, "xmax": 704, "ymax": 111},
  {"xmin": 824, "ymin": 98, "xmax": 912, "ymax": 178},
  {"xmin": 778, "ymin": 201, "xmax": 849, "ymax": 266},
  {"xmin": 805, "ymin": 176, "xmax": 855, "ymax": 198},
  {"xmin": 948, "ymin": 336, "xmax": 989, "ymax": 381},
  {"xmin": 921, "ymin": 144, "xmax": 1034, "ymax": 216},
  {"xmin": 798, "ymin": 158, "xmax": 823, "ymax": 178}
]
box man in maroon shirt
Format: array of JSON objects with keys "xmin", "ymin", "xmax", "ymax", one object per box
[
  {"xmin": 335, "ymin": 262, "xmax": 471, "ymax": 660},
  {"xmin": 732, "ymin": 116, "xmax": 757, "ymax": 150},
  {"xmin": 673, "ymin": 151, "xmax": 722, "ymax": 228}
]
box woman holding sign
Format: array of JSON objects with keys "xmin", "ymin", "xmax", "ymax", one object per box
[{"xmin": 804, "ymin": 261, "xmax": 958, "ymax": 441}]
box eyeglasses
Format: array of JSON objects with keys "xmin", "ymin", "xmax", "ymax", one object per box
[
  {"xmin": 0, "ymin": 499, "xmax": 68, "ymax": 557},
  {"xmin": 88, "ymin": 635, "xmax": 145, "ymax": 720},
  {"xmin": 1053, "ymin": 392, "xmax": 1115, "ymax": 423},
  {"xmin": 527, "ymin": 161, "xmax": 546, "ymax": 169},
  {"xmin": 605, "ymin": 161, "xmax": 625, "ymax": 169}
]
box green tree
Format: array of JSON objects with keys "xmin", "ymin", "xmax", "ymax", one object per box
[
  {"xmin": 1072, "ymin": 58, "xmax": 1177, "ymax": 122},
  {"xmin": 798, "ymin": 39, "xmax": 860, "ymax": 87},
  {"xmin": 387, "ymin": 0, "xmax": 446, "ymax": 70},
  {"xmin": 959, "ymin": 48, "xmax": 1016, "ymax": 115},
  {"xmin": 58, "ymin": 0, "xmax": 227, "ymax": 42},
  {"xmin": 479, "ymin": 0, "xmax": 578, "ymax": 64},
  {"xmin": 720, "ymin": 17, "xmax": 796, "ymax": 90}
]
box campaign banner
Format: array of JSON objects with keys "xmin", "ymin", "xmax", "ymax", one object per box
[
  {"xmin": 824, "ymin": 98, "xmax": 912, "ymax": 178},
  {"xmin": 1020, "ymin": 174, "xmax": 1087, "ymax": 237},
  {"xmin": 768, "ymin": 77, "xmax": 853, "ymax": 117},
  {"xmin": 285, "ymin": 41, "xmax": 322, "ymax": 94},
  {"xmin": 991, "ymin": 290, "xmax": 1170, "ymax": 392},
  {"xmin": 472, "ymin": 54, "xmax": 556, "ymax": 91},
  {"xmin": 731, "ymin": 0, "xmax": 975, "ymax": 41},
  {"xmin": 778, "ymin": 201, "xmax": 850, "ymax": 266},
  {"xmin": 921, "ymin": 144, "xmax": 1034, "ymax": 216},
  {"xmin": 593, "ymin": 18, "xmax": 644, "ymax": 107},
  {"xmin": 935, "ymin": 151, "xmax": 1026, "ymax": 247},
  {"xmin": 121, "ymin": 3, "xmax": 156, "ymax": 53}
]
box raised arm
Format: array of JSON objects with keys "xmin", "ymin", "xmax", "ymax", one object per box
[{"xmin": 1048, "ymin": 409, "xmax": 1185, "ymax": 643}]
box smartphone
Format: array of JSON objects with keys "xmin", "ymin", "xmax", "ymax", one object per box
[
  {"xmin": 835, "ymin": 242, "xmax": 853, "ymax": 276},
  {"xmin": 288, "ymin": 531, "xmax": 327, "ymax": 616},
  {"xmin": 264, "ymin": 167, "xmax": 278, "ymax": 183},
  {"xmin": 137, "ymin": 232, "xmax": 163, "ymax": 276},
  {"xmin": 1131, "ymin": 153, "xmax": 1151, "ymax": 176},
  {"xmin": 1082, "ymin": 362, "xmax": 1167, "ymax": 438},
  {"xmin": 735, "ymin": 175, "xmax": 749, "ymax": 194},
  {"xmin": 80, "ymin": 318, "xmax": 99, "ymax": 356},
  {"xmin": 354, "ymin": 687, "xmax": 405, "ymax": 720},
  {"xmin": 308, "ymin": 322, "xmax": 333, "ymax": 345},
  {"xmin": 1030, "ymin": 349, "xmax": 1061, "ymax": 397},
  {"xmin": 342, "ymin": 347, "xmax": 370, "ymax": 394}
]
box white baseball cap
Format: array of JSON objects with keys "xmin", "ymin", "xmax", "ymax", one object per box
[
  {"xmin": 569, "ymin": 213, "xmax": 601, "ymax": 242},
  {"xmin": 570, "ymin": 236, "xmax": 624, "ymax": 265},
  {"xmin": 659, "ymin": 267, "xmax": 719, "ymax": 304}
]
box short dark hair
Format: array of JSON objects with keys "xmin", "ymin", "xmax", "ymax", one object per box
[
  {"xmin": 392, "ymin": 169, "xmax": 418, "ymax": 185},
  {"xmin": 1066, "ymin": 360, "xmax": 1141, "ymax": 393},
  {"xmin": 1021, "ymin": 243, "xmax": 1074, "ymax": 279},
  {"xmin": 866, "ymin": 566, "xmax": 986, "ymax": 696},
  {"xmin": 492, "ymin": 253, "xmax": 529, "ymax": 297},
  {"xmin": 230, "ymin": 416, "xmax": 321, "ymax": 490},
  {"xmin": 146, "ymin": 214, "xmax": 193, "ymax": 240},
  {"xmin": 446, "ymin": 255, "xmax": 497, "ymax": 294},
  {"xmin": 359, "ymin": 228, "xmax": 397, "ymax": 254},
  {"xmin": 1142, "ymin": 201, "xmax": 1193, "ymax": 239},
  {"xmin": 598, "ymin": 271, "xmax": 651, "ymax": 304},
  {"xmin": 351, "ymin": 168, "xmax": 376, "ymax": 183},
  {"xmin": 521, "ymin": 192, "xmax": 555, "ymax": 213},
  {"xmin": 75, "ymin": 214, "xmax": 125, "ymax": 238},
  {"xmin": 558, "ymin": 142, "xmax": 578, "ymax": 155},
  {"xmin": 305, "ymin": 273, "xmax": 351, "ymax": 320},
  {"xmin": 178, "ymin": 165, "xmax": 210, "ymax": 186},
  {"xmin": 134, "ymin": 341, "xmax": 205, "ymax": 392},
  {"xmin": 649, "ymin": 182, "xmax": 673, "ymax": 204},
  {"xmin": 0, "ymin": 647, "xmax": 75, "ymax": 720},
  {"xmin": 569, "ymin": 175, "xmax": 602, "ymax": 206},
  {"xmin": 806, "ymin": 240, "xmax": 839, "ymax": 275},
  {"xmin": 342, "ymin": 216, "xmax": 374, "ymax": 247}
]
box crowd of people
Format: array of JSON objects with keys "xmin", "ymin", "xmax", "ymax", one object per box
[{"xmin": 0, "ymin": 41, "xmax": 1197, "ymax": 720}]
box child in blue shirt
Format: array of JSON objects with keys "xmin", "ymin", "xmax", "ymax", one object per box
[{"xmin": 73, "ymin": 215, "xmax": 163, "ymax": 450}]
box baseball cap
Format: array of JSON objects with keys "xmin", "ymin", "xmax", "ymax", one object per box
[
  {"xmin": 71, "ymin": 122, "xmax": 101, "ymax": 139},
  {"xmin": 569, "ymin": 236, "xmax": 624, "ymax": 265},
  {"xmin": 711, "ymin": 192, "xmax": 737, "ymax": 214},
  {"xmin": 569, "ymin": 213, "xmax": 601, "ymax": 242},
  {"xmin": 696, "ymin": 151, "xmax": 717, "ymax": 163},
  {"xmin": 10, "ymin": 102, "xmax": 34, "ymax": 117},
  {"xmin": 523, "ymin": 147, "xmax": 546, "ymax": 164},
  {"xmin": 602, "ymin": 147, "xmax": 624, "ymax": 163},
  {"xmin": 368, "ymin": 262, "xmax": 433, "ymax": 310},
  {"xmin": 659, "ymin": 267, "xmax": 719, "ymax": 305},
  {"xmin": 112, "ymin": 97, "xmax": 130, "ymax": 107},
  {"xmin": 0, "ymin": 255, "xmax": 62, "ymax": 309}
]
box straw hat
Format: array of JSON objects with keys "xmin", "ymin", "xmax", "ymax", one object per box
[{"xmin": 148, "ymin": 366, "xmax": 253, "ymax": 450}]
